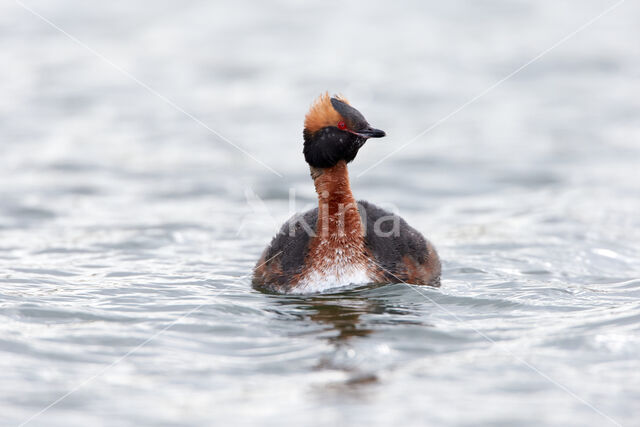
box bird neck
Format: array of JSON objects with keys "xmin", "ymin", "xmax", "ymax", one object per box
[{"xmin": 311, "ymin": 160, "xmax": 363, "ymax": 240}]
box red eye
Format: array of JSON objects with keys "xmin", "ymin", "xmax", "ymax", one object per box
[{"xmin": 337, "ymin": 121, "xmax": 346, "ymax": 130}]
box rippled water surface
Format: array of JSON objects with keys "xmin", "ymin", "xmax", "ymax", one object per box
[{"xmin": 2, "ymin": 1, "xmax": 640, "ymax": 426}]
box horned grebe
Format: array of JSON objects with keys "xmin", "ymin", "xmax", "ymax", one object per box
[{"xmin": 253, "ymin": 93, "xmax": 440, "ymax": 293}]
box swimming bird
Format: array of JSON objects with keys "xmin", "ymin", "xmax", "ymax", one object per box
[{"xmin": 253, "ymin": 93, "xmax": 440, "ymax": 293}]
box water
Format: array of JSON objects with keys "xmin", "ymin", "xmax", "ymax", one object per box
[{"xmin": 1, "ymin": 0, "xmax": 640, "ymax": 425}]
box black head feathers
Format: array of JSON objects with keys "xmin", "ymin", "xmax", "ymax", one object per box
[{"xmin": 303, "ymin": 93, "xmax": 385, "ymax": 168}]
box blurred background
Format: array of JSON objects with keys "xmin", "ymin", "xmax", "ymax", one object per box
[{"xmin": 1, "ymin": 0, "xmax": 639, "ymax": 426}]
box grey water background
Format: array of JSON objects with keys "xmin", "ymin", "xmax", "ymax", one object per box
[{"xmin": 1, "ymin": 0, "xmax": 639, "ymax": 425}]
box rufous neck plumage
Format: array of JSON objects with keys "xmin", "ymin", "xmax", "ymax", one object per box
[{"xmin": 310, "ymin": 161, "xmax": 363, "ymax": 240}]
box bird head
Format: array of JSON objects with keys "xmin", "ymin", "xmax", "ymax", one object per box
[{"xmin": 303, "ymin": 93, "xmax": 385, "ymax": 168}]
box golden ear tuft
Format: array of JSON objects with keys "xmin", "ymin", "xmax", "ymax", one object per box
[{"xmin": 304, "ymin": 92, "xmax": 350, "ymax": 134}]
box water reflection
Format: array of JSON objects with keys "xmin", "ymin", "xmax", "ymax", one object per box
[
  {"xmin": 265, "ymin": 284, "xmax": 428, "ymax": 389},
  {"xmin": 305, "ymin": 297, "xmax": 378, "ymax": 343}
]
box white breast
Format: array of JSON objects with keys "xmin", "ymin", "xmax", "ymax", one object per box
[{"xmin": 293, "ymin": 252, "xmax": 373, "ymax": 294}]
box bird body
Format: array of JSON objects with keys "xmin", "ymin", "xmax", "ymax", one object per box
[{"xmin": 253, "ymin": 94, "xmax": 440, "ymax": 293}]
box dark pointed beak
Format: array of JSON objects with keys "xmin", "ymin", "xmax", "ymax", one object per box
[{"xmin": 355, "ymin": 126, "xmax": 386, "ymax": 139}]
